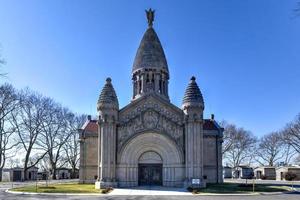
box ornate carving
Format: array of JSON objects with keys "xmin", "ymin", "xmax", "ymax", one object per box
[
  {"xmin": 139, "ymin": 151, "xmax": 162, "ymax": 163},
  {"xmin": 117, "ymin": 96, "xmax": 184, "ymax": 152},
  {"xmin": 143, "ymin": 110, "xmax": 159, "ymax": 129},
  {"xmin": 118, "ymin": 107, "xmax": 184, "ymax": 152}
]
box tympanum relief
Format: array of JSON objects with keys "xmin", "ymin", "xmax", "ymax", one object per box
[{"xmin": 117, "ymin": 102, "xmax": 184, "ymax": 152}]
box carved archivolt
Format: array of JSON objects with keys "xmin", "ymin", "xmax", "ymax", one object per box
[{"xmin": 118, "ymin": 132, "xmax": 184, "ymax": 165}]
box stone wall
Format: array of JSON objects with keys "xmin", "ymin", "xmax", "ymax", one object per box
[
  {"xmin": 79, "ymin": 132, "xmax": 98, "ymax": 183},
  {"xmin": 203, "ymin": 133, "xmax": 223, "ymax": 183}
]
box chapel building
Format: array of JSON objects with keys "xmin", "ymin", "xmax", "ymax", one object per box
[{"xmin": 79, "ymin": 9, "xmax": 223, "ymax": 188}]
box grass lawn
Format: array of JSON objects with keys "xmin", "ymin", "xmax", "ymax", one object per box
[
  {"xmin": 10, "ymin": 183, "xmax": 111, "ymax": 194},
  {"xmin": 190, "ymin": 183, "xmax": 292, "ymax": 194}
]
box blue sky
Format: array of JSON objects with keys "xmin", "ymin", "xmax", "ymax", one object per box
[{"xmin": 0, "ymin": 0, "xmax": 300, "ymax": 136}]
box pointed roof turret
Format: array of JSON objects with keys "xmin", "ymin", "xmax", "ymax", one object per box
[
  {"xmin": 132, "ymin": 9, "xmax": 169, "ymax": 74},
  {"xmin": 182, "ymin": 76, "xmax": 204, "ymax": 109},
  {"xmin": 97, "ymin": 78, "xmax": 119, "ymax": 111}
]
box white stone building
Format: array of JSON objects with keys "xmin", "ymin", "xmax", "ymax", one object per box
[
  {"xmin": 254, "ymin": 166, "xmax": 276, "ymax": 180},
  {"xmin": 79, "ymin": 9, "xmax": 223, "ymax": 188},
  {"xmin": 276, "ymin": 166, "xmax": 300, "ymax": 181}
]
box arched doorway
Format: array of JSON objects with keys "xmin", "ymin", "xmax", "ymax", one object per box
[
  {"xmin": 138, "ymin": 151, "xmax": 162, "ymax": 186},
  {"xmin": 117, "ymin": 132, "xmax": 184, "ymax": 187}
]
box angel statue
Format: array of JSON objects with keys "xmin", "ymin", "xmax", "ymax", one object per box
[{"xmin": 145, "ymin": 8, "xmax": 155, "ymax": 27}]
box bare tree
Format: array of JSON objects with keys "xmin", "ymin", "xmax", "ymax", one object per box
[
  {"xmin": 38, "ymin": 101, "xmax": 74, "ymax": 179},
  {"xmin": 11, "ymin": 88, "xmax": 49, "ymax": 180},
  {"xmin": 6, "ymin": 157, "xmax": 21, "ymax": 168},
  {"xmin": 64, "ymin": 114, "xmax": 86, "ymax": 178},
  {"xmin": 220, "ymin": 121, "xmax": 236, "ymax": 155},
  {"xmin": 282, "ymin": 143, "xmax": 297, "ymax": 165},
  {"xmin": 255, "ymin": 132, "xmax": 284, "ymax": 166},
  {"xmin": 222, "ymin": 122, "xmax": 257, "ymax": 168},
  {"xmin": 0, "ymin": 84, "xmax": 19, "ymax": 181},
  {"xmin": 282, "ymin": 114, "xmax": 300, "ymax": 154}
]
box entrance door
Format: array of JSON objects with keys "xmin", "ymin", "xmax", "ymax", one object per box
[
  {"xmin": 13, "ymin": 171, "xmax": 22, "ymax": 181},
  {"xmin": 138, "ymin": 164, "xmax": 162, "ymax": 186}
]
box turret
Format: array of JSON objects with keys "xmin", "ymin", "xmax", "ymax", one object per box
[
  {"xmin": 97, "ymin": 77, "xmax": 119, "ymax": 119},
  {"xmin": 182, "ymin": 76, "xmax": 204, "ymax": 118},
  {"xmin": 182, "ymin": 76, "xmax": 205, "ymax": 188},
  {"xmin": 95, "ymin": 77, "xmax": 118, "ymax": 189}
]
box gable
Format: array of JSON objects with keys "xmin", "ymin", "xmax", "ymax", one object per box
[
  {"xmin": 119, "ymin": 93, "xmax": 184, "ymax": 124},
  {"xmin": 117, "ymin": 93, "xmax": 184, "ymax": 152}
]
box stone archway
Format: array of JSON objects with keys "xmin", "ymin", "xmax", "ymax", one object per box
[
  {"xmin": 138, "ymin": 151, "xmax": 162, "ymax": 164},
  {"xmin": 138, "ymin": 151, "xmax": 163, "ymax": 186},
  {"xmin": 116, "ymin": 132, "xmax": 184, "ymax": 187}
]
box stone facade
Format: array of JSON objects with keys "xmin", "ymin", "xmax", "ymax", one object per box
[
  {"xmin": 276, "ymin": 166, "xmax": 300, "ymax": 181},
  {"xmin": 254, "ymin": 167, "xmax": 276, "ymax": 180},
  {"xmin": 79, "ymin": 10, "xmax": 223, "ymax": 188},
  {"xmin": 79, "ymin": 118, "xmax": 98, "ymax": 183}
]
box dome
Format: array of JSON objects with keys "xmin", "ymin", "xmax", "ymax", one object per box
[
  {"xmin": 182, "ymin": 76, "xmax": 204, "ymax": 108},
  {"xmin": 132, "ymin": 27, "xmax": 169, "ymax": 73},
  {"xmin": 97, "ymin": 78, "xmax": 119, "ymax": 110}
]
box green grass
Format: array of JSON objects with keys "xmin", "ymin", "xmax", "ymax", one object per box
[
  {"xmin": 190, "ymin": 183, "xmax": 292, "ymax": 194},
  {"xmin": 10, "ymin": 183, "xmax": 110, "ymax": 194}
]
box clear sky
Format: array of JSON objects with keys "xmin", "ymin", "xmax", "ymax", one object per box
[{"xmin": 0, "ymin": 0, "xmax": 300, "ymax": 137}]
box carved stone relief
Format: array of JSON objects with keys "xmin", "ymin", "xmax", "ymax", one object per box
[
  {"xmin": 117, "ymin": 101, "xmax": 184, "ymax": 152},
  {"xmin": 138, "ymin": 151, "xmax": 162, "ymax": 164}
]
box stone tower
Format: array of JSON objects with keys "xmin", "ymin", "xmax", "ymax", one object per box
[
  {"xmin": 96, "ymin": 78, "xmax": 119, "ymax": 188},
  {"xmin": 132, "ymin": 10, "xmax": 169, "ymax": 101},
  {"xmin": 182, "ymin": 76, "xmax": 205, "ymax": 187}
]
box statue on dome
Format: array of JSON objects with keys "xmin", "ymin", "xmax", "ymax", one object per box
[{"xmin": 145, "ymin": 8, "xmax": 155, "ymax": 27}]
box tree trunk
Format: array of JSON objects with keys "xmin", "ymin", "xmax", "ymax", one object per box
[
  {"xmin": 71, "ymin": 165, "xmax": 76, "ymax": 179},
  {"xmin": 23, "ymin": 167, "xmax": 28, "ymax": 181},
  {"xmin": 52, "ymin": 167, "xmax": 57, "ymax": 180},
  {"xmin": 24, "ymin": 164, "xmax": 28, "ymax": 181},
  {"xmin": 0, "ymin": 168, "xmax": 3, "ymax": 182}
]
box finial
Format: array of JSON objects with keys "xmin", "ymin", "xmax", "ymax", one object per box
[
  {"xmin": 145, "ymin": 8, "xmax": 155, "ymax": 27},
  {"xmin": 106, "ymin": 77, "xmax": 112, "ymax": 83},
  {"xmin": 191, "ymin": 76, "xmax": 196, "ymax": 81}
]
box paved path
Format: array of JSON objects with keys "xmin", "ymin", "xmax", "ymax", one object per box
[{"xmin": 110, "ymin": 186, "xmax": 192, "ymax": 195}]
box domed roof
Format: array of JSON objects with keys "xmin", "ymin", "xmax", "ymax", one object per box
[
  {"xmin": 97, "ymin": 78, "xmax": 119, "ymax": 110},
  {"xmin": 182, "ymin": 76, "xmax": 204, "ymax": 108},
  {"xmin": 132, "ymin": 27, "xmax": 169, "ymax": 73}
]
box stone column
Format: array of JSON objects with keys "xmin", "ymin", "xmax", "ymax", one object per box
[
  {"xmin": 137, "ymin": 76, "xmax": 141, "ymax": 95},
  {"xmin": 95, "ymin": 78, "xmax": 119, "ymax": 189},
  {"xmin": 154, "ymin": 74, "xmax": 160, "ymax": 93},
  {"xmin": 97, "ymin": 119, "xmax": 102, "ymax": 182},
  {"xmin": 96, "ymin": 115, "xmax": 118, "ymax": 189},
  {"xmin": 141, "ymin": 74, "xmax": 145, "ymax": 94},
  {"xmin": 217, "ymin": 137, "xmax": 223, "ymax": 183},
  {"xmin": 184, "ymin": 114, "xmax": 204, "ymax": 187},
  {"xmin": 182, "ymin": 76, "xmax": 205, "ymax": 187},
  {"xmin": 166, "ymin": 80, "xmax": 169, "ymax": 98},
  {"xmin": 132, "ymin": 80, "xmax": 136, "ymax": 99},
  {"xmin": 162, "ymin": 74, "xmax": 166, "ymax": 95}
]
